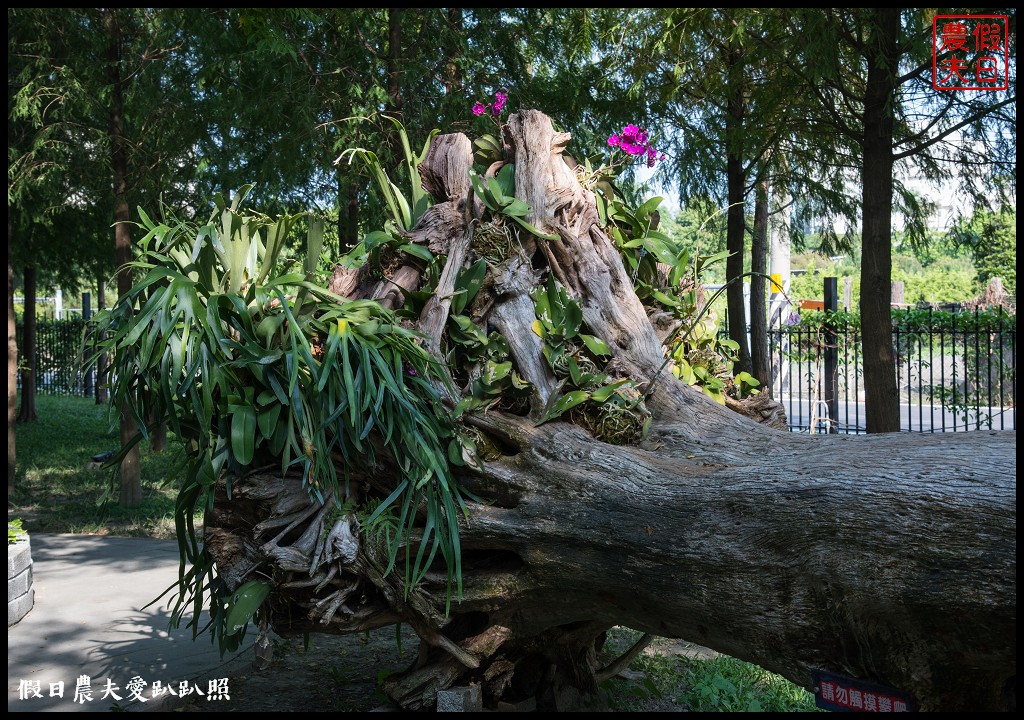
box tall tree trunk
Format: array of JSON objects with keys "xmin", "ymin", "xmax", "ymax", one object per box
[
  {"xmin": 337, "ymin": 167, "xmax": 360, "ymax": 254},
  {"xmin": 768, "ymin": 164, "xmax": 791, "ymax": 322},
  {"xmin": 147, "ymin": 407, "xmax": 168, "ymax": 453},
  {"xmin": 750, "ymin": 178, "xmax": 770, "ymax": 393},
  {"xmin": 17, "ymin": 264, "xmax": 37, "ymax": 423},
  {"xmin": 768, "ymin": 164, "xmax": 792, "ymax": 394},
  {"xmin": 203, "ymin": 112, "xmax": 1014, "ymax": 713},
  {"xmin": 725, "ymin": 42, "xmax": 752, "ymax": 376},
  {"xmin": 106, "ymin": 9, "xmax": 142, "ymax": 507},
  {"xmin": 140, "ymin": 215, "xmax": 168, "ymax": 453},
  {"xmin": 95, "ymin": 276, "xmax": 108, "ymax": 405},
  {"xmin": 860, "ymin": 8, "xmax": 900, "ymax": 433},
  {"xmin": 443, "ymin": 8, "xmax": 462, "ymax": 97},
  {"xmin": 386, "ymin": 8, "xmax": 403, "ymax": 116},
  {"xmin": 8, "ymin": 245, "xmax": 17, "ymax": 489}
]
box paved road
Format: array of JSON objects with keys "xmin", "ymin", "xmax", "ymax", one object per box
[
  {"xmin": 8, "ymin": 534, "xmax": 250, "ymax": 713},
  {"xmin": 778, "ymin": 398, "xmax": 1015, "ymax": 434}
]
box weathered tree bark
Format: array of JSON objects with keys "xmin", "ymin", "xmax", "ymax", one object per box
[{"xmin": 205, "ymin": 111, "xmax": 1016, "ymax": 712}]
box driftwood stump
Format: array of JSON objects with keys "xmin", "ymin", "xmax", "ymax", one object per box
[{"xmin": 205, "ymin": 110, "xmax": 1016, "ymax": 712}]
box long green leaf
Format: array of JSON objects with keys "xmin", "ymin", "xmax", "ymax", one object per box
[
  {"xmin": 398, "ymin": 243, "xmax": 433, "ymax": 262},
  {"xmin": 468, "ymin": 171, "xmax": 499, "ymax": 212},
  {"xmin": 590, "ymin": 379, "xmax": 632, "ymax": 403},
  {"xmin": 496, "ymin": 163, "xmax": 516, "ymax": 197},
  {"xmin": 580, "ymin": 334, "xmax": 611, "ymax": 356},
  {"xmin": 542, "ymin": 389, "xmax": 591, "ymax": 422},
  {"xmin": 257, "ymin": 404, "xmax": 282, "ymax": 441},
  {"xmin": 509, "ymin": 214, "xmax": 558, "ymax": 241},
  {"xmin": 256, "ymin": 215, "xmax": 293, "ymax": 285},
  {"xmin": 224, "ymin": 580, "xmax": 270, "ymax": 634},
  {"xmin": 451, "ymin": 259, "xmax": 487, "ymax": 315},
  {"xmin": 229, "ymin": 404, "xmax": 256, "ymax": 466}
]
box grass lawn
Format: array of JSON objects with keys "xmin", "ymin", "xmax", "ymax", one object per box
[{"xmin": 8, "ymin": 393, "xmax": 195, "ymax": 538}]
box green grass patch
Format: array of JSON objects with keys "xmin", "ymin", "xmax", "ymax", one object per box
[
  {"xmin": 9, "ymin": 394, "xmax": 197, "ymax": 539},
  {"xmin": 678, "ymin": 653, "xmax": 820, "ymax": 712},
  {"xmin": 600, "ymin": 628, "xmax": 821, "ymax": 712}
]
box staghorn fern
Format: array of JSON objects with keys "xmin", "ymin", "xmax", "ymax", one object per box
[{"xmin": 91, "ymin": 186, "xmax": 469, "ymax": 653}]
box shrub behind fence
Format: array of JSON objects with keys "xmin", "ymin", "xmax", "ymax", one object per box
[{"xmin": 16, "ymin": 309, "xmax": 1016, "ymax": 434}]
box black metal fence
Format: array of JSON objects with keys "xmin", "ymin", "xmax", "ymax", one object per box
[
  {"xmin": 769, "ymin": 307, "xmax": 1016, "ymax": 434},
  {"xmin": 15, "ymin": 317, "xmax": 100, "ymax": 397}
]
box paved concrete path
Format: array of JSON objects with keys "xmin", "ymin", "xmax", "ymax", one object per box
[{"xmin": 8, "ymin": 534, "xmax": 249, "ymax": 713}]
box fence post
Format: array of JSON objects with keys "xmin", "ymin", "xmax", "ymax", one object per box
[
  {"xmin": 824, "ymin": 277, "xmax": 839, "ymax": 433},
  {"xmin": 83, "ymin": 293, "xmax": 94, "ymax": 397},
  {"xmin": 891, "ymin": 281, "xmax": 905, "ymax": 307}
]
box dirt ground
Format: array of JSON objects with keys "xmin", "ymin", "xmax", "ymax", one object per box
[
  {"xmin": 154, "ymin": 626, "xmax": 419, "ymax": 713},
  {"xmin": 152, "ymin": 625, "xmax": 700, "ymax": 713}
]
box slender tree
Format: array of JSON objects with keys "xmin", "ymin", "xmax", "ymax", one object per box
[
  {"xmin": 102, "ymin": 8, "xmax": 143, "ymax": 505},
  {"xmin": 951, "ymin": 205, "xmax": 1017, "ymax": 296},
  {"xmin": 15, "ymin": 266, "xmax": 37, "ymax": 422},
  {"xmin": 9, "ymin": 8, "xmax": 57, "ymax": 428},
  {"xmin": 386, "ymin": 8, "xmax": 403, "ymax": 116},
  {"xmin": 862, "ymin": 8, "xmax": 902, "ymax": 433},
  {"xmin": 750, "ymin": 177, "xmax": 770, "ymax": 391},
  {"xmin": 723, "ymin": 36, "xmax": 753, "ymax": 375},
  {"xmin": 7, "ymin": 246, "xmax": 16, "ymax": 489},
  {"xmin": 95, "ymin": 276, "xmax": 108, "ymax": 405}
]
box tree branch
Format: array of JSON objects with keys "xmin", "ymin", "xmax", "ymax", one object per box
[{"xmin": 893, "ymin": 97, "xmax": 1017, "ymax": 160}]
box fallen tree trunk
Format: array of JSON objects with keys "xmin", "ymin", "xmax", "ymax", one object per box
[
  {"xmin": 207, "ymin": 401, "xmax": 1015, "ymax": 711},
  {"xmin": 204, "ymin": 110, "xmax": 1016, "ymax": 712}
]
